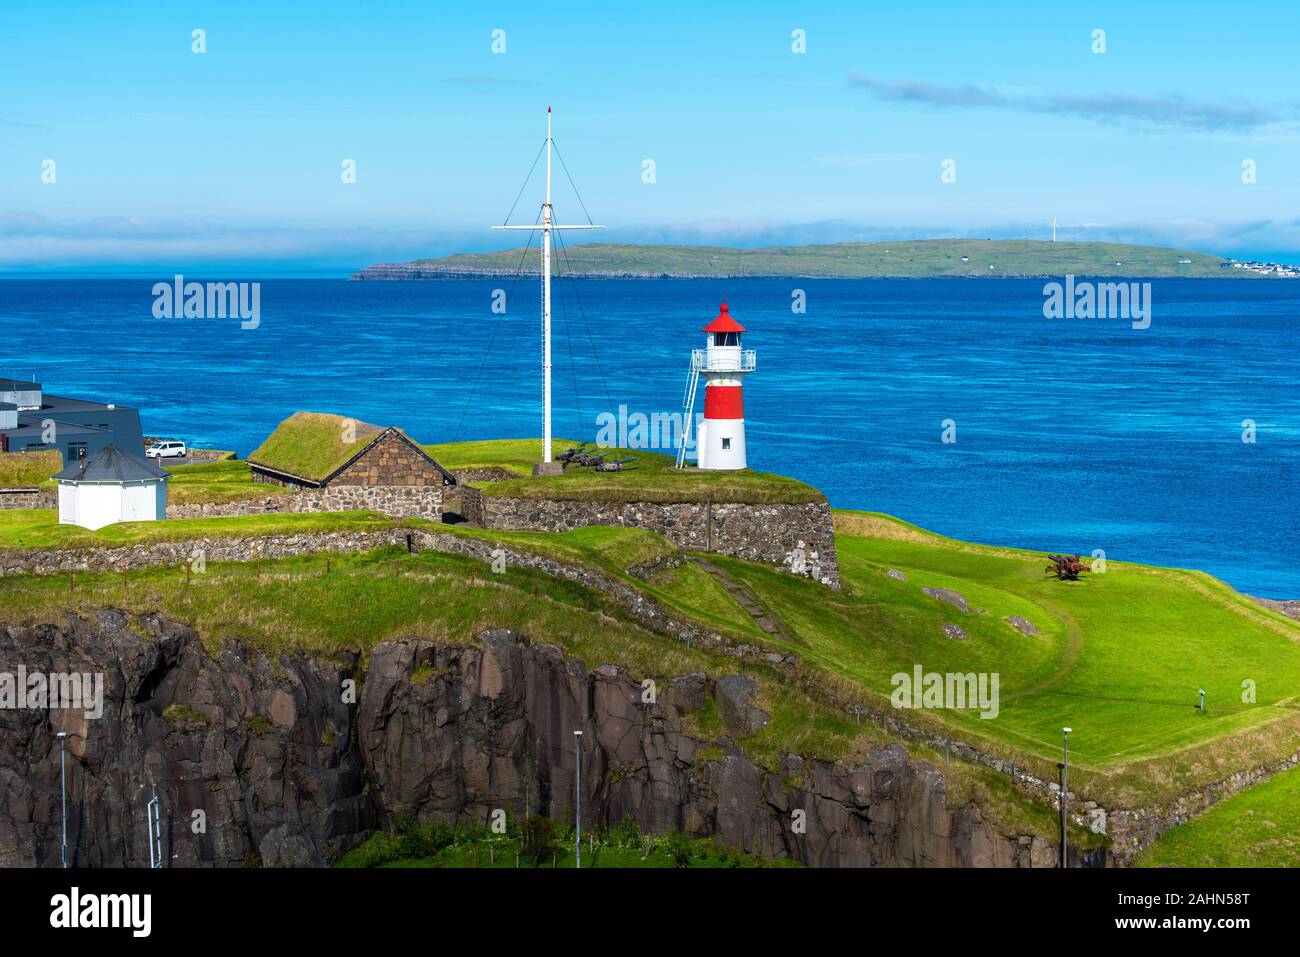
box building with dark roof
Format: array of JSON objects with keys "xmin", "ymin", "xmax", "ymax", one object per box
[
  {"xmin": 0, "ymin": 378, "xmax": 145, "ymax": 468},
  {"xmin": 54, "ymin": 443, "xmax": 168, "ymax": 530}
]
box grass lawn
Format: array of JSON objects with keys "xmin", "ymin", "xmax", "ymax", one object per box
[
  {"xmin": 164, "ymin": 459, "xmax": 292, "ymax": 505},
  {"xmin": 0, "ymin": 450, "xmax": 61, "ymax": 488},
  {"xmin": 424, "ymin": 438, "xmax": 824, "ymax": 504},
  {"xmin": 667, "ymin": 510, "xmax": 1300, "ymax": 807},
  {"xmin": 1136, "ymin": 765, "xmax": 1300, "ymax": 867},
  {"xmin": 247, "ymin": 411, "xmax": 383, "ymax": 482},
  {"xmin": 423, "ymin": 437, "xmax": 571, "ymax": 477}
]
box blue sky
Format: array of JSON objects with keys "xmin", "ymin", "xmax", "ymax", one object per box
[{"xmin": 2, "ymin": 0, "xmax": 1298, "ymax": 272}]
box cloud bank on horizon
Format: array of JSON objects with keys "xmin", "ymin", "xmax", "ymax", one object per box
[
  {"xmin": 1, "ymin": 2, "xmax": 1297, "ymax": 271},
  {"xmin": 846, "ymin": 74, "xmax": 1293, "ymax": 134}
]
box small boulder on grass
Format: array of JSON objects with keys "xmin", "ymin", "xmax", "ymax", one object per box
[
  {"xmin": 923, "ymin": 587, "xmax": 969, "ymax": 613},
  {"xmin": 942, "ymin": 624, "xmax": 968, "ymax": 641},
  {"xmin": 886, "ymin": 569, "xmax": 908, "ymax": 582},
  {"xmin": 1005, "ymin": 615, "xmax": 1039, "ymax": 635}
]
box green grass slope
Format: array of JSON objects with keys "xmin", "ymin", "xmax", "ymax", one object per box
[
  {"xmin": 425, "ymin": 438, "xmax": 823, "ymax": 504},
  {"xmin": 1136, "ymin": 766, "xmax": 1300, "ymax": 867},
  {"xmin": 690, "ymin": 511, "xmax": 1300, "ymax": 806},
  {"xmin": 362, "ymin": 240, "xmax": 1239, "ymax": 279},
  {"xmin": 165, "ymin": 459, "xmax": 292, "ymax": 505}
]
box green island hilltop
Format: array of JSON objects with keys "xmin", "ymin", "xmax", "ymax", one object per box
[{"xmin": 352, "ymin": 239, "xmax": 1249, "ymax": 280}]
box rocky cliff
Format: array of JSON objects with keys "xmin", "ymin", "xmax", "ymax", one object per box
[{"xmin": 0, "ymin": 612, "xmax": 1069, "ymax": 868}]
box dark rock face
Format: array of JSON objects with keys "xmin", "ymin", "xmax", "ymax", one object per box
[
  {"xmin": 0, "ymin": 616, "xmax": 1069, "ymax": 868},
  {"xmin": 0, "ymin": 612, "xmax": 370, "ymax": 868},
  {"xmin": 713, "ymin": 675, "xmax": 770, "ymax": 737}
]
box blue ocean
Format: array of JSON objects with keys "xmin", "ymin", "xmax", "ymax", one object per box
[{"xmin": 2, "ymin": 277, "xmax": 1296, "ymax": 597}]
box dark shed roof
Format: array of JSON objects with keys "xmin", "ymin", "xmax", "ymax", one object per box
[{"xmin": 54, "ymin": 444, "xmax": 169, "ymax": 483}]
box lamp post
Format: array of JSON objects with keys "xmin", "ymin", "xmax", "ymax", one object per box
[
  {"xmin": 573, "ymin": 730, "xmax": 583, "ymax": 869},
  {"xmin": 57, "ymin": 732, "xmax": 68, "ymax": 868},
  {"xmin": 1198, "ymin": 689, "xmax": 1206, "ymax": 713},
  {"xmin": 1060, "ymin": 727, "xmax": 1072, "ymax": 869}
]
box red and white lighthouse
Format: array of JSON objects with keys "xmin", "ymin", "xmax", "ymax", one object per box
[{"xmin": 691, "ymin": 301, "xmax": 755, "ymax": 470}]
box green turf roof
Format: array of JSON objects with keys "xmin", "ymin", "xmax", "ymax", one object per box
[
  {"xmin": 0, "ymin": 449, "xmax": 63, "ymax": 489},
  {"xmin": 247, "ymin": 412, "xmax": 385, "ymax": 483}
]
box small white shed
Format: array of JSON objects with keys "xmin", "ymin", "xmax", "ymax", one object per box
[{"xmin": 55, "ymin": 444, "xmax": 168, "ymax": 531}]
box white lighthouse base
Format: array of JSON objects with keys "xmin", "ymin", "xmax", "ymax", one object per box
[{"xmin": 697, "ymin": 418, "xmax": 747, "ymax": 470}]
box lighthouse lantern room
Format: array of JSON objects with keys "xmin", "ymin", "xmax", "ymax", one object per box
[{"xmin": 680, "ymin": 301, "xmax": 756, "ymax": 470}]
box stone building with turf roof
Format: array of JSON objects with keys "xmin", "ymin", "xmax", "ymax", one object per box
[
  {"xmin": 231, "ymin": 412, "xmax": 457, "ymax": 521},
  {"xmin": 248, "ymin": 412, "xmax": 456, "ymax": 490}
]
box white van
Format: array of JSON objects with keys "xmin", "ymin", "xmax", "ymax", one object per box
[{"xmin": 145, "ymin": 440, "xmax": 188, "ymax": 459}]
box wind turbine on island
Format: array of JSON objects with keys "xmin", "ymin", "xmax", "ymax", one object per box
[
  {"xmin": 1051, "ymin": 216, "xmax": 1057, "ymax": 242},
  {"xmin": 493, "ymin": 107, "xmax": 602, "ymax": 475}
]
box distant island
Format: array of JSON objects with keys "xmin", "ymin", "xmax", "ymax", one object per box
[{"xmin": 351, "ymin": 239, "xmax": 1285, "ymax": 281}]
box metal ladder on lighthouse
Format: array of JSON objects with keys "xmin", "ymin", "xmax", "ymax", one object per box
[{"xmin": 676, "ymin": 364, "xmax": 701, "ymax": 469}]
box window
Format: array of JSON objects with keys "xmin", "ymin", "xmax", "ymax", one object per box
[
  {"xmin": 721, "ymin": 438, "xmax": 731, "ymax": 450},
  {"xmin": 714, "ymin": 331, "xmax": 739, "ymax": 347}
]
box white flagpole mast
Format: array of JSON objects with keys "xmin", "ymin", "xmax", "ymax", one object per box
[
  {"xmin": 542, "ymin": 107, "xmax": 553, "ymax": 463},
  {"xmin": 494, "ymin": 108, "xmax": 602, "ymax": 470}
]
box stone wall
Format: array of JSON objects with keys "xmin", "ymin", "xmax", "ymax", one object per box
[
  {"xmin": 450, "ymin": 467, "xmax": 512, "ymax": 483},
  {"xmin": 465, "ymin": 494, "xmax": 840, "ymax": 588},
  {"xmin": 0, "ymin": 488, "xmax": 54, "ymax": 510},
  {"xmin": 0, "ymin": 529, "xmax": 407, "ymax": 577},
  {"xmin": 168, "ymin": 484, "xmax": 445, "ymax": 521},
  {"xmin": 330, "ymin": 430, "xmax": 449, "ymax": 487}
]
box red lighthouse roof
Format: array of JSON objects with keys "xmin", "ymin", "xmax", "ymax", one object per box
[{"xmin": 703, "ymin": 301, "xmax": 745, "ymax": 334}]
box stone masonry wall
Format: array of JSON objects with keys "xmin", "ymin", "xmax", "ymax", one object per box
[
  {"xmin": 467, "ymin": 495, "xmax": 840, "ymax": 588},
  {"xmin": 0, "ymin": 529, "xmax": 407, "ymax": 578},
  {"xmin": 168, "ymin": 485, "xmax": 444, "ymax": 521},
  {"xmin": 329, "ymin": 430, "xmax": 448, "ymax": 487},
  {"xmin": 0, "ymin": 488, "xmax": 54, "ymax": 510}
]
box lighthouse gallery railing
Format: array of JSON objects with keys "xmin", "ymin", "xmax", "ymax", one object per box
[{"xmin": 691, "ymin": 348, "xmax": 756, "ymax": 373}]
